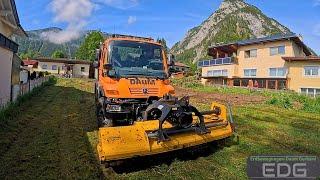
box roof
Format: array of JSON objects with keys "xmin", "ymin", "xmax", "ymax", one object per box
[
  {"xmin": 209, "ymin": 33, "xmax": 312, "ymax": 56},
  {"xmin": 0, "ymin": 0, "xmax": 27, "ymax": 37},
  {"xmin": 23, "ymin": 59, "xmax": 38, "ymax": 66},
  {"xmin": 282, "ymin": 56, "xmax": 320, "ymax": 62},
  {"xmin": 174, "ymin": 62, "xmax": 190, "ymax": 68},
  {"xmin": 31, "ymin": 57, "xmax": 92, "ymax": 65}
]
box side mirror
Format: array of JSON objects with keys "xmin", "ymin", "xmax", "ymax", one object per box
[
  {"xmin": 95, "ymin": 49, "xmax": 101, "ymax": 61},
  {"xmin": 168, "ymin": 54, "xmax": 175, "ymax": 66},
  {"xmin": 93, "ymin": 61, "xmax": 99, "ymax": 68},
  {"xmin": 103, "ymin": 63, "xmax": 113, "ymax": 70}
]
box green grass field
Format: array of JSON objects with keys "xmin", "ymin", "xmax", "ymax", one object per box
[{"xmin": 0, "ymin": 78, "xmax": 319, "ymax": 179}]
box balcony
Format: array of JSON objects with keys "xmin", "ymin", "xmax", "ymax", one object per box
[
  {"xmin": 198, "ymin": 57, "xmax": 235, "ymax": 68},
  {"xmin": 0, "ymin": 33, "xmax": 18, "ymax": 53}
]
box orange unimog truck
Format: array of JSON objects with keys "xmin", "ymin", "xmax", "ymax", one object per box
[{"xmin": 94, "ymin": 34, "xmax": 235, "ymax": 165}]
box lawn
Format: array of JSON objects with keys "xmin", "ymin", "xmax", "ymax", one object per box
[{"xmin": 0, "ymin": 78, "xmax": 319, "ymax": 179}]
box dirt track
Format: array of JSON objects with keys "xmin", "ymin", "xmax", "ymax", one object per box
[{"xmin": 174, "ymin": 87, "xmax": 266, "ymax": 106}]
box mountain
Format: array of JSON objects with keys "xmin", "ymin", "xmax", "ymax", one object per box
[
  {"xmin": 14, "ymin": 28, "xmax": 111, "ymax": 58},
  {"xmin": 14, "ymin": 27, "xmax": 85, "ymax": 58},
  {"xmin": 171, "ymin": 0, "xmax": 291, "ymax": 63}
]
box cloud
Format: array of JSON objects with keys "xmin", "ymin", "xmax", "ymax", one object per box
[
  {"xmin": 41, "ymin": 0, "xmax": 94, "ymax": 44},
  {"xmin": 314, "ymin": 0, "xmax": 320, "ymax": 6},
  {"xmin": 98, "ymin": 0, "xmax": 138, "ymax": 10},
  {"xmin": 127, "ymin": 16, "xmax": 137, "ymax": 25}
]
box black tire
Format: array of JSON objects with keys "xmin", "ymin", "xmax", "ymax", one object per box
[
  {"xmin": 94, "ymin": 83, "xmax": 98, "ymax": 102},
  {"xmin": 96, "ymin": 103, "xmax": 113, "ymax": 128}
]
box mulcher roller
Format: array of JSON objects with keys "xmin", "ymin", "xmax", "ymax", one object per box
[{"xmin": 97, "ymin": 96, "xmax": 235, "ymax": 163}]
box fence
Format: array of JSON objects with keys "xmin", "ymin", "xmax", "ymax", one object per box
[{"xmin": 0, "ymin": 77, "xmax": 50, "ymax": 109}]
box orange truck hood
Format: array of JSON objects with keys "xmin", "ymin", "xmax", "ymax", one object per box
[{"xmin": 101, "ymin": 77, "xmax": 175, "ymax": 98}]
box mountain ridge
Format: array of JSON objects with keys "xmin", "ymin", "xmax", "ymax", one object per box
[{"xmin": 171, "ymin": 0, "xmax": 291, "ymax": 63}]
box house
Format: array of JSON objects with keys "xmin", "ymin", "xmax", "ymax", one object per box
[
  {"xmin": 27, "ymin": 58, "xmax": 92, "ymax": 78},
  {"xmin": 0, "ymin": 0, "xmax": 27, "ymax": 107},
  {"xmin": 170, "ymin": 62, "xmax": 191, "ymax": 78},
  {"xmin": 173, "ymin": 62, "xmax": 190, "ymax": 72},
  {"xmin": 198, "ymin": 33, "xmax": 320, "ymax": 97}
]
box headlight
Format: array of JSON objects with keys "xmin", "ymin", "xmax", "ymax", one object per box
[
  {"xmin": 105, "ymin": 90, "xmax": 119, "ymax": 95},
  {"xmin": 169, "ymin": 90, "xmax": 175, "ymax": 94},
  {"xmin": 106, "ymin": 104, "xmax": 122, "ymax": 112}
]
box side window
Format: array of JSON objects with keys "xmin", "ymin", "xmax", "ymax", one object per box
[
  {"xmin": 301, "ymin": 88, "xmax": 320, "ymax": 98},
  {"xmin": 42, "ymin": 64, "xmax": 47, "ymax": 69},
  {"xmin": 244, "ymin": 69, "xmax": 257, "ymax": 77},
  {"xmin": 104, "ymin": 48, "xmax": 109, "ymax": 64},
  {"xmin": 52, "ymin": 65, "xmax": 57, "ymax": 70},
  {"xmin": 154, "ymin": 49, "xmax": 161, "ymax": 59},
  {"xmin": 278, "ymin": 46, "xmax": 285, "ymax": 54},
  {"xmin": 304, "ymin": 66, "xmax": 319, "ymax": 76},
  {"xmin": 270, "ymin": 45, "xmax": 285, "ymax": 56},
  {"xmin": 81, "ymin": 67, "xmax": 85, "ymax": 72},
  {"xmin": 244, "ymin": 49, "xmax": 257, "ymax": 58}
]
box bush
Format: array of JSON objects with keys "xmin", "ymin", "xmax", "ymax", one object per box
[{"xmin": 266, "ymin": 95, "xmax": 293, "ymax": 109}]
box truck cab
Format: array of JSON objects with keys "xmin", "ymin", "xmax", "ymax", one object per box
[{"xmin": 95, "ymin": 34, "xmax": 175, "ymax": 127}]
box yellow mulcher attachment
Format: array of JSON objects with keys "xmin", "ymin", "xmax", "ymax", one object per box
[{"xmin": 97, "ymin": 96, "xmax": 235, "ymax": 164}]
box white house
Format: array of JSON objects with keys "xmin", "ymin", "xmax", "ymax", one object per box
[
  {"xmin": 25, "ymin": 58, "xmax": 92, "ymax": 78},
  {"xmin": 0, "ymin": 0, "xmax": 27, "ymax": 108}
]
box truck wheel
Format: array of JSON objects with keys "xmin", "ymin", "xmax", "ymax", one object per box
[
  {"xmin": 96, "ymin": 104, "xmax": 113, "ymax": 127},
  {"xmin": 94, "ymin": 83, "xmax": 98, "ymax": 102}
]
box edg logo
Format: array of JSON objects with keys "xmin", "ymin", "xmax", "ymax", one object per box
[{"xmin": 263, "ymin": 163, "xmax": 306, "ymax": 178}]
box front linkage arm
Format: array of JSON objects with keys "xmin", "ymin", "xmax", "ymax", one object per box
[{"xmin": 144, "ymin": 96, "xmax": 210, "ymax": 143}]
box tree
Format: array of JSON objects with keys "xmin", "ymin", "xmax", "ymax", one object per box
[
  {"xmin": 157, "ymin": 38, "xmax": 169, "ymax": 54},
  {"xmin": 76, "ymin": 31, "xmax": 104, "ymax": 61},
  {"xmin": 19, "ymin": 50, "xmax": 41, "ymax": 59},
  {"xmin": 51, "ymin": 50, "xmax": 66, "ymax": 58}
]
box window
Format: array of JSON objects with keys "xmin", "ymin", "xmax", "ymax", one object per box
[
  {"xmin": 81, "ymin": 67, "xmax": 85, "ymax": 72},
  {"xmin": 268, "ymin": 80, "xmax": 276, "ymax": 89},
  {"xmin": 244, "ymin": 49, "xmax": 257, "ymax": 58},
  {"xmin": 210, "ymin": 59, "xmax": 216, "ymax": 65},
  {"xmin": 244, "ymin": 69, "xmax": 257, "ymax": 77},
  {"xmin": 52, "ymin": 65, "xmax": 57, "ymax": 70},
  {"xmin": 108, "ymin": 40, "xmax": 166, "ymax": 78},
  {"xmin": 223, "ymin": 58, "xmax": 231, "ymax": 64},
  {"xmin": 270, "ymin": 46, "xmax": 285, "ymax": 56},
  {"xmin": 207, "ymin": 69, "xmax": 228, "ymax": 77},
  {"xmin": 199, "ymin": 57, "xmax": 233, "ymax": 67},
  {"xmin": 304, "ymin": 66, "xmax": 319, "ymax": 76},
  {"xmin": 203, "ymin": 60, "xmax": 209, "ymax": 66},
  {"xmin": 269, "ymin": 68, "xmax": 287, "ymax": 77},
  {"xmin": 42, "ymin": 64, "xmax": 47, "ymax": 69},
  {"xmin": 233, "ymin": 79, "xmax": 240, "ymax": 86},
  {"xmin": 278, "ymin": 80, "xmax": 287, "ymax": 90},
  {"xmin": 216, "ymin": 59, "xmax": 222, "ymax": 65},
  {"xmin": 301, "ymin": 88, "xmax": 320, "ymax": 98}
]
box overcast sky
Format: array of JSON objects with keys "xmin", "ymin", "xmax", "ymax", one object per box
[{"xmin": 16, "ymin": 0, "xmax": 320, "ymax": 54}]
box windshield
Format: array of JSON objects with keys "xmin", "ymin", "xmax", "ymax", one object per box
[{"xmin": 108, "ymin": 40, "xmax": 167, "ymax": 79}]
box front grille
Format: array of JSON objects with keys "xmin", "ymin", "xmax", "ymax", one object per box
[{"xmin": 129, "ymin": 88, "xmax": 159, "ymax": 96}]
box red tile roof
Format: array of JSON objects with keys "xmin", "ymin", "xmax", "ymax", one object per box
[{"xmin": 23, "ymin": 60, "xmax": 38, "ymax": 66}]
